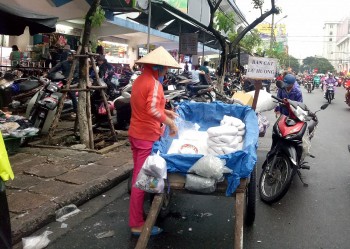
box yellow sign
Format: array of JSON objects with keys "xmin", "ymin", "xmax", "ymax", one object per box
[{"xmin": 257, "ymin": 23, "xmax": 287, "ymax": 38}]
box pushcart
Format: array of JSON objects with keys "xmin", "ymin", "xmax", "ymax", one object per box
[{"xmin": 134, "ymin": 101, "xmax": 259, "ymax": 249}]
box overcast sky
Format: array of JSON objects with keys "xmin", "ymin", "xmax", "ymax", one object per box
[{"xmin": 235, "ymin": 0, "xmax": 349, "ymax": 60}]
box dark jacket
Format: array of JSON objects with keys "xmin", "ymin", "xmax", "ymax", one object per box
[{"xmin": 49, "ymin": 60, "xmax": 79, "ymax": 79}]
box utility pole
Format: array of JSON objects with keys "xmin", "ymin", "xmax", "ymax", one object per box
[{"xmin": 270, "ymin": 13, "xmax": 275, "ymax": 50}]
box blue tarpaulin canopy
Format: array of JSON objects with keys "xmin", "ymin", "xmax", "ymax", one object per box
[{"xmin": 153, "ymin": 102, "xmax": 259, "ymax": 196}]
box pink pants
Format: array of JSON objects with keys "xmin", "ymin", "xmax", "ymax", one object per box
[{"xmin": 128, "ymin": 136, "xmax": 154, "ymax": 228}]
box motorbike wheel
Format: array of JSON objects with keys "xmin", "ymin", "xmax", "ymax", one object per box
[
  {"xmin": 328, "ymin": 94, "xmax": 332, "ymax": 104},
  {"xmin": 259, "ymin": 154, "xmax": 295, "ymax": 204}
]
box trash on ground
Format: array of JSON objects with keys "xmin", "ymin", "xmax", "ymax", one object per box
[
  {"xmin": 60, "ymin": 223, "xmax": 68, "ymax": 228},
  {"xmin": 55, "ymin": 204, "xmax": 81, "ymax": 222},
  {"xmin": 200, "ymin": 212, "xmax": 213, "ymax": 217},
  {"xmin": 188, "ymin": 228, "xmax": 192, "ymax": 232},
  {"xmin": 22, "ymin": 231, "xmax": 53, "ymax": 249},
  {"xmin": 95, "ymin": 230, "xmax": 115, "ymax": 239}
]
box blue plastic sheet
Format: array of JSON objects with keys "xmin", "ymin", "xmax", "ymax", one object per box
[{"xmin": 153, "ymin": 102, "xmax": 259, "ymax": 196}]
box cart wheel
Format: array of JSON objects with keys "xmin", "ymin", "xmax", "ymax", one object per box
[
  {"xmin": 148, "ymin": 190, "xmax": 172, "ymax": 219},
  {"xmin": 127, "ymin": 170, "xmax": 133, "ymax": 195},
  {"xmin": 244, "ymin": 166, "xmax": 256, "ymax": 226}
]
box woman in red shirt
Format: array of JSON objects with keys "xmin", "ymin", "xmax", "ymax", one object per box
[{"xmin": 128, "ymin": 46, "xmax": 181, "ymax": 236}]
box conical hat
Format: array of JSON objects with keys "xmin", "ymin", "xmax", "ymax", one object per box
[{"xmin": 136, "ymin": 46, "xmax": 181, "ymax": 69}]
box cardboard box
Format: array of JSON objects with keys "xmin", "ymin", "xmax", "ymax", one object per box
[{"xmin": 232, "ymin": 91, "xmax": 253, "ymax": 106}]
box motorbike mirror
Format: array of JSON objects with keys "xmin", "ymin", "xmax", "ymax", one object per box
[
  {"xmin": 320, "ymin": 103, "xmax": 329, "ymax": 110},
  {"xmin": 276, "ymin": 80, "xmax": 284, "ymax": 89}
]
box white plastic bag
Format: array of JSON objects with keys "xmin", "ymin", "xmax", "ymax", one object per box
[
  {"xmin": 135, "ymin": 169, "xmax": 165, "ymax": 193},
  {"xmin": 246, "ymin": 89, "xmax": 277, "ymax": 112},
  {"xmin": 188, "ymin": 155, "xmax": 232, "ymax": 180},
  {"xmin": 22, "ymin": 231, "xmax": 53, "ymax": 249},
  {"xmin": 141, "ymin": 151, "xmax": 167, "ymax": 179},
  {"xmin": 185, "ymin": 174, "xmax": 216, "ymax": 193},
  {"xmin": 207, "ymin": 125, "xmax": 238, "ymax": 137},
  {"xmin": 220, "ymin": 115, "xmax": 243, "ymax": 127}
]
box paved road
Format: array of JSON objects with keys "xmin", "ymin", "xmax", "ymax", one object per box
[{"xmin": 24, "ymin": 86, "xmax": 350, "ymax": 249}]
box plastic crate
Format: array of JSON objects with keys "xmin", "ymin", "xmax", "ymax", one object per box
[{"xmin": 3, "ymin": 137, "xmax": 21, "ymax": 155}]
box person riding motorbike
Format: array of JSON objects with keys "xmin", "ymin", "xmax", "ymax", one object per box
[
  {"xmin": 313, "ymin": 74, "xmax": 321, "ymax": 89},
  {"xmin": 128, "ymin": 46, "xmax": 180, "ymax": 237},
  {"xmin": 323, "ymin": 73, "xmax": 337, "ymax": 99},
  {"xmin": 274, "ymin": 74, "xmax": 303, "ymax": 117}
]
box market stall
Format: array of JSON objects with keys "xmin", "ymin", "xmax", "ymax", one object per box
[{"xmin": 132, "ymin": 101, "xmax": 259, "ymax": 249}]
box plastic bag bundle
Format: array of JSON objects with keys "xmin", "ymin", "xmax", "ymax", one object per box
[
  {"xmin": 207, "ymin": 115, "xmax": 245, "ymax": 155},
  {"xmin": 135, "ymin": 169, "xmax": 165, "ymax": 193},
  {"xmin": 185, "ymin": 174, "xmax": 216, "ymax": 193},
  {"xmin": 188, "ymin": 155, "xmax": 233, "ymax": 180},
  {"xmin": 141, "ymin": 151, "xmax": 167, "ymax": 179},
  {"xmin": 257, "ymin": 113, "xmax": 269, "ymax": 137}
]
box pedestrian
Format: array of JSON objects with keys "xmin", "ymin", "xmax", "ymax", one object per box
[
  {"xmin": 128, "ymin": 46, "xmax": 180, "ymax": 236},
  {"xmin": 48, "ymin": 51, "xmax": 78, "ymax": 118},
  {"xmin": 275, "ymin": 73, "xmax": 303, "ymax": 117},
  {"xmin": 96, "ymin": 56, "xmax": 114, "ymax": 82},
  {"xmin": 199, "ymin": 61, "xmax": 210, "ymax": 84},
  {"xmin": 9, "ymin": 45, "xmax": 21, "ymax": 68},
  {"xmin": 60, "ymin": 44, "xmax": 71, "ymax": 62}
]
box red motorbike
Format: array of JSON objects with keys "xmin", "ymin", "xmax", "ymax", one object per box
[{"xmin": 259, "ymin": 95, "xmax": 328, "ymax": 204}]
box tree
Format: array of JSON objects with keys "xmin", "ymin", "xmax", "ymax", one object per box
[
  {"xmin": 301, "ymin": 56, "xmax": 334, "ymax": 74},
  {"xmin": 207, "ymin": 0, "xmax": 278, "ymax": 91},
  {"xmin": 78, "ymin": 0, "xmax": 104, "ymax": 148}
]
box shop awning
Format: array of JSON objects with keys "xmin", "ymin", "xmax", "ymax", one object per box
[
  {"xmin": 130, "ymin": 2, "xmax": 223, "ymax": 50},
  {"xmin": 0, "ymin": 3, "xmax": 58, "ymax": 36}
]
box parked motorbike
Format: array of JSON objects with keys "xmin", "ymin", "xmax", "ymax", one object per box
[
  {"xmin": 0, "ymin": 72, "xmax": 44, "ymax": 110},
  {"xmin": 26, "ymin": 75, "xmax": 73, "ymax": 134},
  {"xmin": 325, "ymin": 82, "xmax": 335, "ymax": 103},
  {"xmin": 259, "ymin": 95, "xmax": 328, "ymax": 204}
]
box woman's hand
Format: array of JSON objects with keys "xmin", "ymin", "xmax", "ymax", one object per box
[
  {"xmin": 165, "ymin": 109, "xmax": 178, "ymax": 120},
  {"xmin": 169, "ymin": 121, "xmax": 178, "ymax": 137}
]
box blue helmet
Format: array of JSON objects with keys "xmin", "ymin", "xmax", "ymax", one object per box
[{"xmin": 283, "ymin": 74, "xmax": 296, "ymax": 85}]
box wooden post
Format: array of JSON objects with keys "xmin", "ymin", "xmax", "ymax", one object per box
[
  {"xmin": 46, "ymin": 46, "xmax": 82, "ymax": 143},
  {"xmin": 88, "ymin": 50, "xmax": 117, "ymax": 141},
  {"xmin": 85, "ymin": 53, "xmax": 94, "ymax": 149},
  {"xmin": 234, "ymin": 179, "xmax": 247, "ymax": 249},
  {"xmin": 252, "ymin": 80, "xmax": 262, "ymax": 111},
  {"xmin": 135, "ymin": 194, "xmax": 165, "ymax": 249}
]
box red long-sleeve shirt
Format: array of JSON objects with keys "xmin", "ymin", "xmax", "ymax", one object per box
[{"xmin": 128, "ymin": 65, "xmax": 166, "ymax": 141}]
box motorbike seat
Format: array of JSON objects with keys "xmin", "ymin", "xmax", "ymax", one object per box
[{"xmin": 17, "ymin": 80, "xmax": 41, "ymax": 92}]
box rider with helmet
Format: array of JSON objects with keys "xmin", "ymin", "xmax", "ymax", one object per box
[
  {"xmin": 324, "ymin": 73, "xmax": 337, "ymax": 98},
  {"xmin": 274, "ymin": 73, "xmax": 303, "ymax": 116}
]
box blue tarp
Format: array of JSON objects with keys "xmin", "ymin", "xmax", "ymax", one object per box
[{"xmin": 153, "ymin": 102, "xmax": 259, "ymax": 196}]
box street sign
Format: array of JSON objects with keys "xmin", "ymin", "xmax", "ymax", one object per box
[
  {"xmin": 179, "ymin": 33, "xmax": 198, "ymax": 55},
  {"xmin": 246, "ymin": 56, "xmax": 278, "ymax": 79}
]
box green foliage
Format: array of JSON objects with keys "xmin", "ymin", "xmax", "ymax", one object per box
[
  {"xmin": 214, "ymin": 11, "xmax": 235, "ymax": 34},
  {"xmin": 252, "ymin": 0, "xmax": 264, "ymax": 10},
  {"xmin": 301, "ymin": 57, "xmax": 334, "ymax": 74},
  {"xmin": 265, "ymin": 43, "xmax": 300, "ymax": 72},
  {"xmin": 88, "ymin": 5, "xmax": 105, "ymax": 28},
  {"xmin": 239, "ymin": 29, "xmax": 262, "ymax": 53}
]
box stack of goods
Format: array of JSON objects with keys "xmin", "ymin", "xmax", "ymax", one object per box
[
  {"xmin": 185, "ymin": 155, "xmax": 233, "ymax": 193},
  {"xmin": 0, "ymin": 111, "xmax": 39, "ymax": 138},
  {"xmin": 207, "ymin": 115, "xmax": 245, "ymax": 155}
]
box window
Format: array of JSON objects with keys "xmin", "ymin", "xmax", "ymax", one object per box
[
  {"xmin": 330, "ymin": 31, "xmax": 333, "ymax": 35},
  {"xmin": 330, "ymin": 24, "xmax": 333, "ymax": 29},
  {"xmin": 329, "ymin": 38, "xmax": 332, "ymax": 41}
]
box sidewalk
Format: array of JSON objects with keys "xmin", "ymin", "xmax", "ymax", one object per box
[
  {"xmin": 6, "ymin": 140, "xmax": 133, "ymax": 244},
  {"xmin": 6, "ymin": 109, "xmax": 275, "ymax": 245}
]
